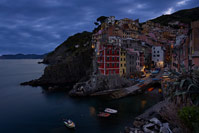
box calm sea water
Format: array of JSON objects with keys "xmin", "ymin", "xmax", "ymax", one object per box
[{"xmin": 0, "ymin": 59, "xmax": 162, "ymax": 133}]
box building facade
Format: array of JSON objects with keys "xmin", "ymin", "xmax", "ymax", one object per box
[
  {"xmin": 120, "ymin": 49, "xmax": 126, "ymax": 76},
  {"xmin": 152, "ymin": 46, "xmax": 164, "ymax": 67}
]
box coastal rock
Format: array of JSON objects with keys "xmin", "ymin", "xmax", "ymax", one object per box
[
  {"xmin": 69, "ymin": 75, "xmax": 134, "ymax": 96},
  {"xmin": 160, "ymin": 123, "xmax": 172, "ymax": 133},
  {"xmin": 143, "ymin": 123, "xmax": 156, "ymax": 132},
  {"xmin": 150, "ymin": 117, "xmax": 162, "ymax": 127},
  {"xmin": 21, "ymin": 31, "xmax": 93, "ymax": 88},
  {"xmin": 133, "ymin": 118, "xmax": 146, "ymax": 128}
]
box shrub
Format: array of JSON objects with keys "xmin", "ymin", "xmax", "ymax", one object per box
[{"xmin": 178, "ymin": 106, "xmax": 199, "ymax": 132}]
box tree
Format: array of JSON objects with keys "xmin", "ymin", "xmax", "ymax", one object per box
[
  {"xmin": 96, "ymin": 16, "xmax": 108, "ymax": 24},
  {"xmin": 94, "ymin": 22, "xmax": 99, "ymax": 26}
]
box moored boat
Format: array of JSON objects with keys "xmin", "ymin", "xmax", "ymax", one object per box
[
  {"xmin": 148, "ymin": 87, "xmax": 154, "ymax": 92},
  {"xmin": 97, "ymin": 112, "xmax": 110, "ymax": 117},
  {"xmin": 104, "ymin": 108, "xmax": 118, "ymax": 114},
  {"xmin": 64, "ymin": 119, "xmax": 75, "ymax": 128}
]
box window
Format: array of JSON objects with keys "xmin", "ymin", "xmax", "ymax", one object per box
[
  {"xmin": 121, "ymin": 64, "xmax": 123, "ymax": 67},
  {"xmin": 107, "ymin": 57, "xmax": 109, "ymax": 60},
  {"xmin": 107, "ymin": 63, "xmax": 109, "ymax": 67},
  {"xmin": 157, "ymin": 55, "xmax": 160, "ymax": 57},
  {"xmin": 154, "ymin": 51, "xmax": 156, "ymax": 53},
  {"xmin": 153, "ymin": 55, "xmax": 156, "ymax": 57},
  {"xmin": 117, "ymin": 63, "xmax": 119, "ymax": 67},
  {"xmin": 117, "ymin": 51, "xmax": 119, "ymax": 54},
  {"xmin": 121, "ymin": 58, "xmax": 123, "ymax": 61},
  {"xmin": 107, "ymin": 50, "xmax": 109, "ymax": 54},
  {"xmin": 112, "ymin": 63, "xmax": 114, "ymax": 67},
  {"xmin": 112, "ymin": 70, "xmax": 115, "ymax": 74},
  {"xmin": 124, "ymin": 63, "xmax": 126, "ymax": 67},
  {"xmin": 112, "ymin": 57, "xmax": 114, "ymax": 61},
  {"xmin": 157, "ymin": 51, "xmax": 159, "ymax": 53},
  {"xmin": 124, "ymin": 58, "xmax": 126, "ymax": 61},
  {"xmin": 117, "ymin": 57, "xmax": 119, "ymax": 60},
  {"xmin": 112, "ymin": 50, "xmax": 115, "ymax": 54}
]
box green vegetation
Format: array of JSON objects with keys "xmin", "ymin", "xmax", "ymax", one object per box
[
  {"xmin": 56, "ymin": 31, "xmax": 92, "ymax": 52},
  {"xmin": 178, "ymin": 106, "xmax": 199, "ymax": 132},
  {"xmin": 44, "ymin": 31, "xmax": 92, "ymax": 64},
  {"xmin": 151, "ymin": 7, "xmax": 199, "ymax": 25},
  {"xmin": 96, "ymin": 16, "xmax": 108, "ymax": 24}
]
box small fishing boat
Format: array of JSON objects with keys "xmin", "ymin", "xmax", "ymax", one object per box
[
  {"xmin": 104, "ymin": 108, "xmax": 118, "ymax": 114},
  {"xmin": 148, "ymin": 87, "xmax": 154, "ymax": 92},
  {"xmin": 97, "ymin": 112, "xmax": 110, "ymax": 117},
  {"xmin": 63, "ymin": 119, "xmax": 75, "ymax": 128},
  {"xmin": 138, "ymin": 82, "xmax": 146, "ymax": 87}
]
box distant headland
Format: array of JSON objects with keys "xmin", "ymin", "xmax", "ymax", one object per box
[{"xmin": 0, "ymin": 53, "xmax": 47, "ymax": 59}]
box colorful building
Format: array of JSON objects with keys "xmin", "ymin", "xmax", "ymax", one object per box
[
  {"xmin": 97, "ymin": 45, "xmax": 120, "ymax": 75},
  {"xmin": 190, "ymin": 20, "xmax": 199, "ymax": 69},
  {"xmin": 119, "ymin": 49, "xmax": 126, "ymax": 76},
  {"xmin": 152, "ymin": 46, "xmax": 164, "ymax": 67}
]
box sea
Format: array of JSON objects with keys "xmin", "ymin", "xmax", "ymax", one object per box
[{"xmin": 0, "ymin": 59, "xmax": 162, "ymax": 133}]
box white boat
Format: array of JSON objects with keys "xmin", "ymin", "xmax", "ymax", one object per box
[
  {"xmin": 64, "ymin": 119, "xmax": 75, "ymax": 128},
  {"xmin": 104, "ymin": 108, "xmax": 118, "ymax": 114}
]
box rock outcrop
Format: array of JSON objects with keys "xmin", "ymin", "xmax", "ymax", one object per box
[
  {"xmin": 21, "ymin": 31, "xmax": 94, "ymax": 89},
  {"xmin": 69, "ymin": 75, "xmax": 134, "ymax": 96}
]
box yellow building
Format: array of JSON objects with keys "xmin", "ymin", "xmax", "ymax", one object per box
[{"xmin": 120, "ymin": 49, "xmax": 126, "ymax": 76}]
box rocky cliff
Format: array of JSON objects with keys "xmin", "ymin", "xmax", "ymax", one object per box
[{"xmin": 21, "ymin": 31, "xmax": 94, "ymax": 88}]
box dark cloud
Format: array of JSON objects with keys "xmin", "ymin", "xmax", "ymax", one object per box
[{"xmin": 0, "ymin": 0, "xmax": 197, "ymax": 54}]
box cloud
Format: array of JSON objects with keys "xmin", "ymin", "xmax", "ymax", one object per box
[
  {"xmin": 0, "ymin": 0, "xmax": 196, "ymax": 54},
  {"xmin": 177, "ymin": 0, "xmax": 190, "ymax": 6},
  {"xmin": 163, "ymin": 7, "xmax": 174, "ymax": 14}
]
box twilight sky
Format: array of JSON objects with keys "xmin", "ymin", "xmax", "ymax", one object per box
[{"xmin": 0, "ymin": 0, "xmax": 198, "ymax": 55}]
